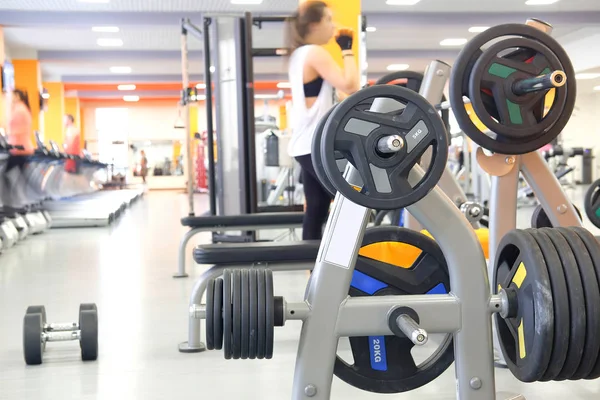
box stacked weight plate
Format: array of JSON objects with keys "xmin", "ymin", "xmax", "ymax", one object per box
[{"xmin": 494, "ymin": 227, "xmax": 600, "ymax": 382}]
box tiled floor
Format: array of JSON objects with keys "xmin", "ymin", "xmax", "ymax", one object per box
[{"xmin": 1, "ymin": 188, "xmax": 600, "ymax": 399}]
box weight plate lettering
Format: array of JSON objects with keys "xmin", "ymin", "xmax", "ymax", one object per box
[
  {"xmin": 232, "ymin": 269, "xmax": 242, "ymax": 360},
  {"xmin": 241, "ymin": 269, "xmax": 250, "ymax": 359},
  {"xmin": 493, "ymin": 229, "xmax": 553, "ymax": 382},
  {"xmin": 206, "ymin": 279, "xmax": 215, "ymax": 350},
  {"xmin": 570, "ymin": 227, "xmax": 600, "ymax": 379},
  {"xmin": 526, "ymin": 229, "xmax": 569, "ymax": 381},
  {"xmin": 223, "ymin": 270, "xmax": 233, "ymax": 359},
  {"xmin": 321, "ymin": 85, "xmax": 448, "ymax": 210},
  {"xmin": 249, "ymin": 269, "xmax": 258, "ymax": 359},
  {"xmin": 213, "ymin": 278, "xmax": 224, "ymax": 350},
  {"xmin": 333, "ymin": 226, "xmax": 453, "ymax": 393},
  {"xmin": 584, "ymin": 179, "xmax": 600, "ymax": 229},
  {"xmin": 539, "ymin": 228, "xmax": 585, "ymax": 381},
  {"xmin": 257, "ymin": 268, "xmax": 266, "ymax": 359},
  {"xmin": 556, "ymin": 228, "xmax": 600, "ymax": 380},
  {"xmin": 265, "ymin": 269, "xmax": 275, "ymax": 360}
]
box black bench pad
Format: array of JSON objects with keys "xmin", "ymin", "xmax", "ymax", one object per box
[
  {"xmin": 181, "ymin": 212, "xmax": 304, "ymax": 228},
  {"xmin": 194, "ymin": 241, "xmax": 320, "ymax": 265}
]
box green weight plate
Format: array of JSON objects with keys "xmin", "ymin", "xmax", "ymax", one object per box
[
  {"xmin": 257, "ymin": 268, "xmax": 266, "ymax": 359},
  {"xmin": 584, "ymin": 180, "xmax": 600, "ymax": 229},
  {"xmin": 248, "ymin": 269, "xmax": 258, "ymax": 359},
  {"xmin": 334, "ymin": 226, "xmax": 453, "ymax": 393},
  {"xmin": 265, "ymin": 269, "xmax": 275, "ymax": 359},
  {"xmin": 526, "ymin": 229, "xmax": 569, "ymax": 381},
  {"xmin": 232, "ymin": 269, "xmax": 242, "ymax": 360},
  {"xmin": 570, "ymin": 227, "xmax": 600, "ymax": 379},
  {"xmin": 79, "ymin": 309, "xmax": 99, "ymax": 361},
  {"xmin": 541, "ymin": 228, "xmax": 586, "ymax": 381},
  {"xmin": 223, "ymin": 270, "xmax": 233, "ymax": 359},
  {"xmin": 23, "ymin": 313, "xmax": 43, "ymax": 365},
  {"xmin": 556, "ymin": 228, "xmax": 600, "ymax": 380},
  {"xmin": 531, "ymin": 204, "xmax": 582, "ymax": 228},
  {"xmin": 205, "ymin": 279, "xmax": 215, "ymax": 350},
  {"xmin": 493, "ymin": 229, "xmax": 553, "ymax": 382},
  {"xmin": 213, "ymin": 278, "xmax": 224, "ymax": 350},
  {"xmin": 240, "ymin": 269, "xmax": 250, "ymax": 359}
]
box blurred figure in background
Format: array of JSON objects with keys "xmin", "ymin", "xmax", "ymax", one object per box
[
  {"xmin": 140, "ymin": 150, "xmax": 148, "ymax": 184},
  {"xmin": 7, "ymin": 89, "xmax": 34, "ymax": 156},
  {"xmin": 64, "ymin": 114, "xmax": 81, "ymax": 174}
]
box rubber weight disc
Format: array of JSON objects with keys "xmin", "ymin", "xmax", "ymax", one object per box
[
  {"xmin": 493, "ymin": 229, "xmax": 553, "ymax": 382},
  {"xmin": 248, "ymin": 269, "xmax": 258, "ymax": 359},
  {"xmin": 526, "ymin": 229, "xmax": 569, "ymax": 381},
  {"xmin": 538, "ymin": 228, "xmax": 585, "ymax": 381},
  {"xmin": 213, "ymin": 278, "xmax": 224, "ymax": 350},
  {"xmin": 26, "ymin": 306, "xmax": 47, "ymax": 351},
  {"xmin": 311, "ymin": 106, "xmax": 339, "ymax": 196},
  {"xmin": 556, "ymin": 228, "xmax": 600, "ymax": 380},
  {"xmin": 205, "ymin": 279, "xmax": 215, "ymax": 350},
  {"xmin": 321, "ymin": 84, "xmax": 449, "ymax": 210},
  {"xmin": 79, "ymin": 309, "xmax": 99, "ymax": 361},
  {"xmin": 23, "ymin": 313, "xmax": 43, "ymax": 365},
  {"xmin": 265, "ymin": 269, "xmax": 275, "ymax": 359},
  {"xmin": 570, "ymin": 227, "xmax": 600, "ymax": 379},
  {"xmin": 257, "ymin": 268, "xmax": 266, "ymax": 359},
  {"xmin": 333, "ymin": 226, "xmax": 453, "ymax": 393},
  {"xmin": 240, "ymin": 269, "xmax": 250, "ymax": 359},
  {"xmin": 584, "ymin": 179, "xmax": 600, "ymax": 229},
  {"xmin": 531, "ymin": 204, "xmax": 582, "ymax": 228},
  {"xmin": 232, "ymin": 269, "xmax": 242, "ymax": 360},
  {"xmin": 223, "ymin": 270, "xmax": 233, "ymax": 359}
]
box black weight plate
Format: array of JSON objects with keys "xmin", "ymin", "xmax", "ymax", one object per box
[
  {"xmin": 23, "ymin": 313, "xmax": 43, "ymax": 365},
  {"xmin": 241, "ymin": 269, "xmax": 250, "ymax": 359},
  {"xmin": 469, "ymin": 37, "xmax": 567, "ymax": 141},
  {"xmin": 526, "ymin": 229, "xmax": 569, "ymax": 381},
  {"xmin": 321, "ymin": 84, "xmax": 449, "ymax": 210},
  {"xmin": 570, "ymin": 227, "xmax": 600, "ymax": 379},
  {"xmin": 79, "ymin": 303, "xmax": 97, "ymax": 312},
  {"xmin": 584, "ymin": 180, "xmax": 600, "ymax": 229},
  {"xmin": 312, "ymin": 106, "xmax": 338, "ymax": 196},
  {"xmin": 556, "ymin": 227, "xmax": 600, "ymax": 380},
  {"xmin": 334, "ymin": 226, "xmax": 453, "ymax": 393},
  {"xmin": 541, "ymin": 228, "xmax": 586, "ymax": 381},
  {"xmin": 249, "ymin": 269, "xmax": 258, "ymax": 359},
  {"xmin": 531, "ymin": 204, "xmax": 582, "ymax": 228},
  {"xmin": 493, "ymin": 229, "xmax": 553, "ymax": 382},
  {"xmin": 223, "ymin": 270, "xmax": 233, "ymax": 359},
  {"xmin": 265, "ymin": 269, "xmax": 275, "ymax": 359},
  {"xmin": 26, "ymin": 305, "xmax": 47, "ymax": 324},
  {"xmin": 232, "ymin": 269, "xmax": 242, "ymax": 360},
  {"xmin": 205, "ymin": 279, "xmax": 215, "ymax": 350},
  {"xmin": 450, "ymin": 23, "xmax": 576, "ymax": 155},
  {"xmin": 80, "ymin": 309, "xmax": 98, "ymax": 361},
  {"xmin": 213, "ymin": 278, "xmax": 224, "ymax": 350},
  {"xmin": 257, "ymin": 268, "xmax": 266, "ymax": 359}
]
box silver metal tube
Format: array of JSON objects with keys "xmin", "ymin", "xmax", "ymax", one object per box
[
  {"xmin": 46, "ymin": 322, "xmax": 78, "ymax": 332},
  {"xmin": 512, "ymin": 70, "xmax": 566, "ymax": 96},
  {"xmin": 44, "ymin": 331, "xmax": 80, "ymax": 342},
  {"xmin": 526, "ymin": 18, "xmax": 553, "ymax": 34},
  {"xmin": 285, "ymin": 302, "xmax": 311, "ymax": 321},
  {"xmin": 376, "ymin": 135, "xmax": 403, "ymax": 153},
  {"xmin": 181, "ymin": 23, "xmax": 195, "ymax": 216},
  {"xmin": 396, "ymin": 314, "xmax": 428, "ymax": 345}
]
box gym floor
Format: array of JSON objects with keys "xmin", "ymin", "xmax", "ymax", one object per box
[{"xmin": 1, "ymin": 189, "xmax": 600, "ymax": 400}]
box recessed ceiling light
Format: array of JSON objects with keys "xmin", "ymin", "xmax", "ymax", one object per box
[
  {"xmin": 386, "ymin": 0, "xmax": 421, "ymax": 5},
  {"xmin": 110, "ymin": 66, "xmax": 132, "ymax": 74},
  {"xmin": 41, "ymin": 93, "xmax": 50, "ymax": 99},
  {"xmin": 468, "ymin": 26, "xmax": 489, "ymax": 33},
  {"xmin": 525, "ymin": 0, "xmax": 559, "ymax": 5},
  {"xmin": 575, "ymin": 73, "xmax": 600, "ymax": 80},
  {"xmin": 92, "ymin": 26, "xmax": 119, "ymax": 33},
  {"xmin": 97, "ymin": 38, "xmax": 123, "ymax": 47},
  {"xmin": 196, "ymin": 83, "xmax": 206, "ymax": 89},
  {"xmin": 117, "ymin": 84, "xmax": 136, "ymax": 91},
  {"xmin": 277, "ymin": 82, "xmax": 291, "ymax": 89},
  {"xmin": 440, "ymin": 38, "xmax": 468, "ymax": 46},
  {"xmin": 366, "ymin": 26, "xmax": 377, "ymax": 32},
  {"xmin": 594, "ymin": 86, "xmax": 600, "ymax": 91},
  {"xmin": 209, "ymin": 66, "xmax": 215, "ymax": 73},
  {"xmin": 230, "ymin": 0, "xmax": 263, "ymax": 4},
  {"xmin": 77, "ymin": 0, "xmax": 110, "ymax": 3},
  {"xmin": 387, "ymin": 64, "xmax": 410, "ymax": 71},
  {"xmin": 123, "ymin": 95, "xmax": 139, "ymax": 102}
]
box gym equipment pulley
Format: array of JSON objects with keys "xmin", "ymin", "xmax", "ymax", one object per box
[
  {"xmin": 450, "ymin": 23, "xmax": 576, "ymax": 155},
  {"xmin": 319, "ymin": 85, "xmax": 449, "ymax": 210}
]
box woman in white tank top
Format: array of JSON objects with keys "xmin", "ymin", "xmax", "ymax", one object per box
[{"xmin": 285, "ymin": 1, "xmax": 360, "ymax": 240}]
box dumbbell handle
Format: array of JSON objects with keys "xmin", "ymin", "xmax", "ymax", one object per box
[
  {"xmin": 45, "ymin": 322, "xmax": 78, "ymax": 332},
  {"xmin": 43, "ymin": 330, "xmax": 81, "ymax": 342},
  {"xmin": 512, "ymin": 70, "xmax": 566, "ymax": 96}
]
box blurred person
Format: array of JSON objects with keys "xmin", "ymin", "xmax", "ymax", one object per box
[
  {"xmin": 7, "ymin": 89, "xmax": 34, "ymax": 156},
  {"xmin": 64, "ymin": 114, "xmax": 81, "ymax": 174}
]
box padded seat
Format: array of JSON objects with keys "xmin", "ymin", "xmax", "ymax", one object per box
[
  {"xmin": 194, "ymin": 240, "xmax": 320, "ymax": 265},
  {"xmin": 181, "ymin": 212, "xmax": 304, "ymax": 228}
]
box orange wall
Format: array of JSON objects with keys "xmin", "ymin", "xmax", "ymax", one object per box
[{"xmin": 13, "ymin": 59, "xmax": 41, "ymax": 132}]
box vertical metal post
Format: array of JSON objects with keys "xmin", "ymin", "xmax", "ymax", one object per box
[
  {"xmin": 203, "ymin": 17, "xmax": 217, "ymax": 216},
  {"xmin": 181, "ymin": 20, "xmax": 195, "ymax": 216}
]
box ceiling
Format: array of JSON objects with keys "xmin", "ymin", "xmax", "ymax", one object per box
[{"xmin": 2, "ymin": 0, "xmax": 600, "ymax": 99}]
